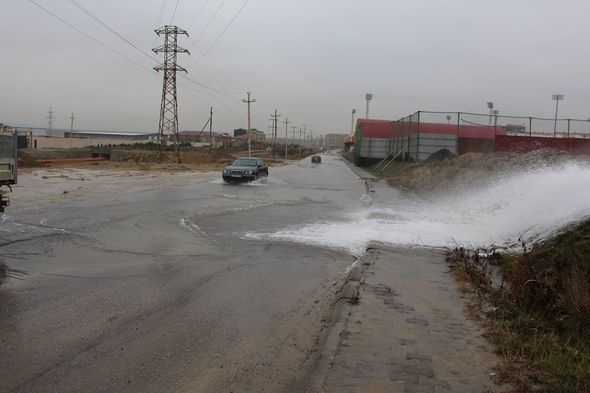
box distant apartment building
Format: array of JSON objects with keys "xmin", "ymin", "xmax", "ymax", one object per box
[{"xmin": 234, "ymin": 128, "xmax": 266, "ymax": 143}]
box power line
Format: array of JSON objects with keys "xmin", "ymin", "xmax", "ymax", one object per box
[
  {"xmin": 26, "ymin": 0, "xmax": 154, "ymax": 73},
  {"xmin": 155, "ymin": 0, "xmax": 169, "ymax": 27},
  {"xmin": 187, "ymin": 0, "xmax": 211, "ymax": 31},
  {"xmin": 187, "ymin": 0, "xmax": 229, "ymax": 50},
  {"xmin": 65, "ymin": 0, "xmax": 158, "ymax": 63},
  {"xmin": 35, "ymin": 0, "xmax": 234, "ymax": 98},
  {"xmin": 192, "ymin": 0, "xmax": 250, "ymax": 64},
  {"xmin": 170, "ymin": 0, "xmax": 181, "ymax": 24}
]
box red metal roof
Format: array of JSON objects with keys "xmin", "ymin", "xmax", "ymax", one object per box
[
  {"xmin": 418, "ymin": 122, "xmax": 503, "ymax": 139},
  {"xmin": 390, "ymin": 122, "xmax": 505, "ymax": 140},
  {"xmin": 356, "ymin": 119, "xmax": 391, "ymax": 138}
]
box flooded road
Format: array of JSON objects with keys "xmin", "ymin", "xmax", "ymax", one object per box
[{"xmin": 0, "ymin": 154, "xmax": 367, "ymax": 393}]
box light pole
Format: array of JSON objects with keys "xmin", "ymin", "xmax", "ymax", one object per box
[
  {"xmin": 552, "ymin": 94, "xmax": 564, "ymax": 137},
  {"xmin": 351, "ymin": 109, "xmax": 356, "ymax": 134},
  {"xmin": 365, "ymin": 94, "xmax": 373, "ymax": 119},
  {"xmin": 487, "ymin": 102, "xmax": 494, "ymax": 126}
]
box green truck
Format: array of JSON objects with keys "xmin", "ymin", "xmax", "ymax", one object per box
[{"xmin": 0, "ymin": 133, "xmax": 17, "ymax": 213}]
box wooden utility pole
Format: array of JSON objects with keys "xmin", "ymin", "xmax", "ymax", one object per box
[
  {"xmin": 209, "ymin": 107, "xmax": 213, "ymax": 148},
  {"xmin": 283, "ymin": 117, "xmax": 290, "ymax": 159},
  {"xmin": 69, "ymin": 113, "xmax": 75, "ymax": 151},
  {"xmin": 271, "ymin": 109, "xmax": 281, "ymax": 159},
  {"xmin": 291, "ymin": 126, "xmax": 297, "ymax": 150},
  {"xmin": 242, "ymin": 92, "xmax": 256, "ymax": 157}
]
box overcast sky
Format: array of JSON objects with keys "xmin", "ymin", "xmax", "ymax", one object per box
[{"xmin": 2, "ymin": 0, "xmax": 590, "ymax": 135}]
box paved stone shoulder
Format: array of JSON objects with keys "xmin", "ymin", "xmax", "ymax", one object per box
[{"xmin": 310, "ymin": 247, "xmax": 509, "ymax": 393}]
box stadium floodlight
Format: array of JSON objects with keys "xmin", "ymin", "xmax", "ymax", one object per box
[
  {"xmin": 552, "ymin": 94, "xmax": 564, "ymax": 136},
  {"xmin": 365, "ymin": 94, "xmax": 373, "ymax": 118},
  {"xmin": 487, "ymin": 101, "xmax": 494, "ymax": 126}
]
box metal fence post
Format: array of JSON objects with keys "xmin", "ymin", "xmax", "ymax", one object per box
[
  {"xmin": 401, "ymin": 118, "xmax": 405, "ymax": 161},
  {"xmin": 456, "ymin": 112, "xmax": 460, "ymax": 156},
  {"xmin": 416, "ymin": 111, "xmax": 420, "ymax": 161},
  {"xmin": 529, "ymin": 117, "xmax": 532, "ymax": 137},
  {"xmin": 567, "ymin": 119, "xmax": 571, "ymax": 138},
  {"xmin": 493, "ymin": 114, "xmax": 498, "ymax": 151}
]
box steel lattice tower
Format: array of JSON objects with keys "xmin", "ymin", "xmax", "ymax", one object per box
[{"xmin": 153, "ymin": 25, "xmax": 189, "ymax": 162}]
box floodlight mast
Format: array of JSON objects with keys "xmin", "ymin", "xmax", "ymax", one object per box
[
  {"xmin": 365, "ymin": 94, "xmax": 373, "ymax": 119},
  {"xmin": 552, "ymin": 94, "xmax": 564, "ymax": 136}
]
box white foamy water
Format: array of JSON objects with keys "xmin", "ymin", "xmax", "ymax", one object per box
[
  {"xmin": 179, "ymin": 217, "xmax": 207, "ymax": 236},
  {"xmin": 244, "ymin": 163, "xmax": 590, "ymax": 255}
]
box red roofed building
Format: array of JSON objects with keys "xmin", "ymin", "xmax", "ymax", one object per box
[{"xmin": 177, "ymin": 131, "xmax": 236, "ymax": 147}]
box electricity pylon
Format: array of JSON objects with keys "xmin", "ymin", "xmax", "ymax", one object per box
[{"xmin": 153, "ymin": 25, "xmax": 190, "ymax": 162}]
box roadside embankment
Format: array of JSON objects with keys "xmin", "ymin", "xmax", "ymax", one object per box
[
  {"xmin": 375, "ymin": 150, "xmax": 587, "ymax": 196},
  {"xmin": 447, "ymin": 220, "xmax": 590, "ymax": 393},
  {"xmin": 310, "ymin": 246, "xmax": 510, "ymax": 393}
]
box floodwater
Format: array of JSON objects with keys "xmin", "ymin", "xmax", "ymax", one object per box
[
  {"xmin": 1, "ymin": 154, "xmax": 588, "ymax": 392},
  {"xmin": 0, "ymin": 154, "xmax": 364, "ymax": 393},
  {"xmin": 246, "ymin": 162, "xmax": 590, "ymax": 254}
]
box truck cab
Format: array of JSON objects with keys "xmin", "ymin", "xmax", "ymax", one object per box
[{"xmin": 0, "ymin": 132, "xmax": 17, "ymax": 213}]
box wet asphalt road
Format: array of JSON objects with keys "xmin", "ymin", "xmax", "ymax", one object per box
[{"xmin": 0, "ymin": 154, "xmax": 367, "ymax": 393}]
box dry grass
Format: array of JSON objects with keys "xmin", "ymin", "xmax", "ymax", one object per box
[
  {"xmin": 385, "ymin": 150, "xmax": 585, "ymax": 196},
  {"xmin": 447, "ymin": 221, "xmax": 590, "ymax": 392}
]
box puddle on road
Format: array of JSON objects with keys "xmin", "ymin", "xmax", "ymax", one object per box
[
  {"xmin": 244, "ymin": 163, "xmax": 590, "ymax": 255},
  {"xmin": 209, "ymin": 177, "xmax": 277, "ymax": 186},
  {"xmin": 0, "ymin": 214, "xmax": 68, "ymax": 238}
]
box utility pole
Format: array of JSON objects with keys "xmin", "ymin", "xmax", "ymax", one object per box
[
  {"xmin": 291, "ymin": 126, "xmax": 297, "ymax": 148},
  {"xmin": 153, "ymin": 25, "xmax": 190, "ymax": 163},
  {"xmin": 242, "ymin": 92, "xmax": 256, "ymax": 157},
  {"xmin": 69, "ymin": 113, "xmax": 75, "ymax": 134},
  {"xmin": 47, "ymin": 106, "xmax": 54, "ymax": 132},
  {"xmin": 283, "ymin": 117, "xmax": 290, "ymax": 159},
  {"xmin": 271, "ymin": 109, "xmax": 281, "ymax": 159},
  {"xmin": 209, "ymin": 106, "xmax": 213, "ymax": 148}
]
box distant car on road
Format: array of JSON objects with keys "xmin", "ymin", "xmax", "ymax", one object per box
[
  {"xmin": 223, "ymin": 157, "xmax": 268, "ymax": 182},
  {"xmin": 311, "ymin": 155, "xmax": 321, "ymax": 163}
]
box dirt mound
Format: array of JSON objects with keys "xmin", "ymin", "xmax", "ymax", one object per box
[
  {"xmin": 387, "ymin": 149, "xmax": 583, "ymax": 195},
  {"xmin": 424, "ymin": 148, "xmax": 455, "ymax": 162},
  {"xmin": 18, "ymin": 151, "xmax": 42, "ymax": 167}
]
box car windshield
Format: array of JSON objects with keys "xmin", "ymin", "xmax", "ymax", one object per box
[{"xmin": 232, "ymin": 158, "xmax": 258, "ymax": 167}]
